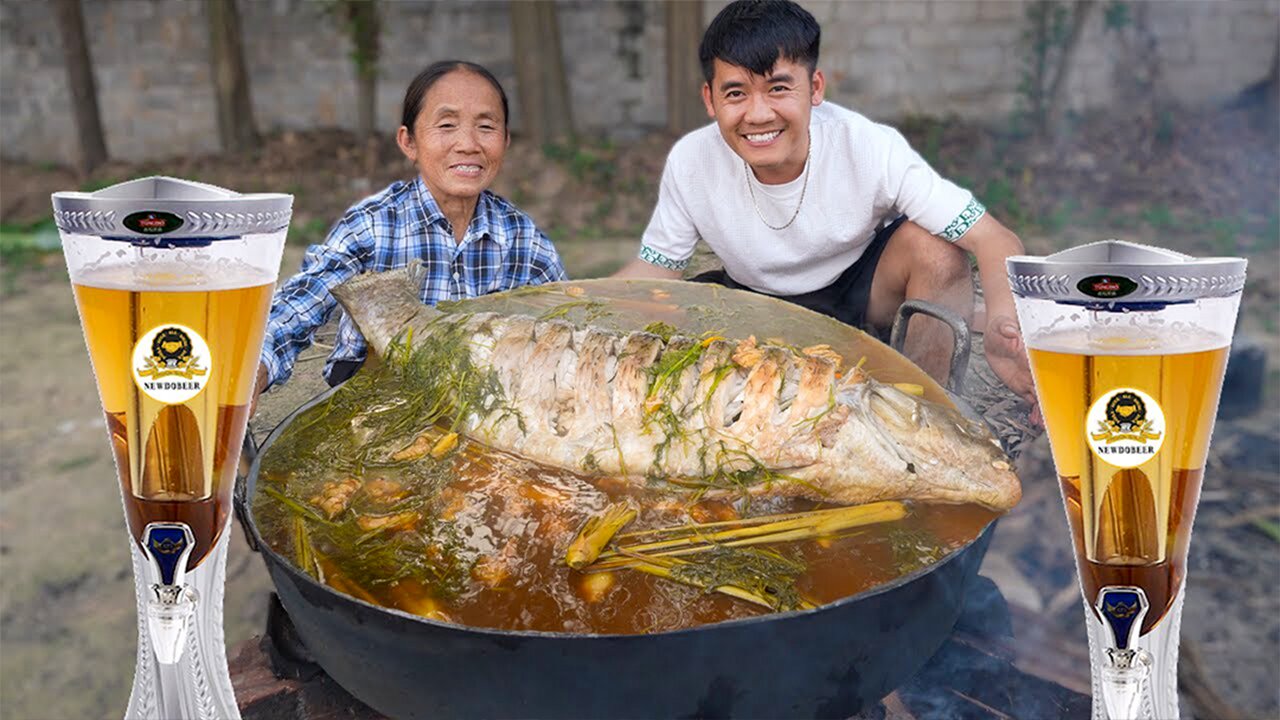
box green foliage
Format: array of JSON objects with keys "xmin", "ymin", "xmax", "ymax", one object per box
[
  {"xmin": 1139, "ymin": 203, "xmax": 1176, "ymax": 232},
  {"xmin": 54, "ymin": 454, "xmax": 99, "ymax": 473},
  {"xmin": 290, "ymin": 217, "xmax": 333, "ymax": 246},
  {"xmin": 1016, "ymin": 1, "xmax": 1097, "ymax": 139},
  {"xmin": 1252, "ymin": 519, "xmax": 1280, "ymax": 544},
  {"xmin": 326, "ymin": 0, "xmax": 380, "ymax": 76},
  {"xmin": 898, "ymin": 115, "xmax": 946, "ymax": 167},
  {"xmin": 543, "ymin": 140, "xmax": 618, "ymax": 185},
  {"xmin": 980, "ymin": 177, "xmax": 1025, "ymax": 226},
  {"xmin": 1043, "ymin": 197, "xmax": 1083, "ymax": 234},
  {"xmin": 1152, "ymin": 108, "xmax": 1176, "ymax": 149},
  {"xmin": 0, "ymin": 217, "xmax": 61, "ymax": 294},
  {"xmin": 1102, "ymin": 2, "xmax": 1132, "ymax": 31},
  {"xmin": 1265, "ymin": 210, "xmax": 1280, "ymax": 251},
  {"xmin": 1203, "ymin": 215, "xmax": 1244, "ymax": 255},
  {"xmin": 79, "ymin": 176, "xmax": 124, "ymax": 193}
]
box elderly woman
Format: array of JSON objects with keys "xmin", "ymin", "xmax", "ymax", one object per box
[{"xmin": 257, "ymin": 61, "xmax": 566, "ymax": 392}]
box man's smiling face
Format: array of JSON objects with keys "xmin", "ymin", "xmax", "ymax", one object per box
[{"xmin": 702, "ymin": 57, "xmax": 825, "ymax": 185}]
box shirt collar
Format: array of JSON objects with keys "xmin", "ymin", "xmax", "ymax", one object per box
[{"xmin": 410, "ymin": 176, "xmax": 507, "ymax": 248}]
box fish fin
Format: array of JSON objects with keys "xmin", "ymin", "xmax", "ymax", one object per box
[{"xmin": 332, "ymin": 261, "xmax": 442, "ymax": 356}]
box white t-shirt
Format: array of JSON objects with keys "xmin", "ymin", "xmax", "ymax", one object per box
[{"xmin": 639, "ymin": 101, "xmax": 986, "ymax": 296}]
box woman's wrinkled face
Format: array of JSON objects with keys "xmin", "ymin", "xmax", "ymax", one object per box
[{"xmin": 399, "ymin": 70, "xmax": 508, "ymax": 210}]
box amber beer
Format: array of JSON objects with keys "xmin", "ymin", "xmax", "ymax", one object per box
[
  {"xmin": 73, "ymin": 268, "xmax": 273, "ymax": 566},
  {"xmin": 1028, "ymin": 335, "xmax": 1229, "ymax": 634}
]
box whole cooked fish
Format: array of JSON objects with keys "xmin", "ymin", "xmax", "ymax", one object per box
[{"xmin": 331, "ymin": 269, "xmax": 1021, "ymax": 512}]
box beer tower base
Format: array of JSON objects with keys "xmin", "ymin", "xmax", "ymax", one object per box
[{"xmin": 126, "ymin": 529, "xmax": 240, "ymax": 720}]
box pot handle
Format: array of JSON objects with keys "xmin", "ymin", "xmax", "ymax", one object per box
[
  {"xmin": 234, "ymin": 426, "xmax": 261, "ymax": 553},
  {"xmin": 889, "ymin": 299, "xmax": 971, "ymax": 395}
]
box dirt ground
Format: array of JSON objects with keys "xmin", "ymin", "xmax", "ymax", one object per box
[{"xmin": 1, "ymin": 107, "xmax": 1277, "ymax": 718}]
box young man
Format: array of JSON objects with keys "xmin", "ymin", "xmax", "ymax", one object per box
[{"xmin": 615, "ymin": 0, "xmax": 1034, "ymax": 409}]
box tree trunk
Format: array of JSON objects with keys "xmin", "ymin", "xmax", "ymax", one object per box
[
  {"xmin": 206, "ymin": 0, "xmax": 260, "ymax": 152},
  {"xmin": 52, "ymin": 0, "xmax": 107, "ymax": 174},
  {"xmin": 339, "ymin": 0, "xmax": 380, "ymax": 137},
  {"xmin": 1043, "ymin": 0, "xmax": 1096, "ymax": 143},
  {"xmin": 510, "ymin": 1, "xmax": 574, "ymax": 146},
  {"xmin": 665, "ymin": 0, "xmax": 705, "ymax": 135}
]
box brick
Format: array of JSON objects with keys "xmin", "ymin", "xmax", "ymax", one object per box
[
  {"xmin": 833, "ymin": 0, "xmax": 886, "ymax": 24},
  {"xmin": 930, "ymin": 0, "xmax": 983, "ymax": 24},
  {"xmin": 978, "ymin": 0, "xmax": 1025, "ymax": 22},
  {"xmin": 905, "ymin": 24, "xmax": 950, "ymax": 47},
  {"xmin": 858, "ymin": 25, "xmax": 909, "ymax": 49},
  {"xmin": 885, "ymin": 1, "xmax": 931, "ymax": 23},
  {"xmin": 954, "ymin": 45, "xmax": 1007, "ymax": 72}
]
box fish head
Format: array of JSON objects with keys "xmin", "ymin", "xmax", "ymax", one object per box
[{"xmin": 836, "ymin": 382, "xmax": 1022, "ymax": 512}]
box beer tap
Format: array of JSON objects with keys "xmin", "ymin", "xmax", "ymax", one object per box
[
  {"xmin": 141, "ymin": 523, "xmax": 198, "ymax": 666},
  {"xmin": 1093, "ymin": 587, "xmax": 1153, "ymax": 720}
]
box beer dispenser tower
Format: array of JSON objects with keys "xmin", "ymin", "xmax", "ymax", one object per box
[
  {"xmin": 54, "ymin": 178, "xmax": 291, "ymax": 719},
  {"xmin": 1007, "ymin": 241, "xmax": 1246, "ymax": 720}
]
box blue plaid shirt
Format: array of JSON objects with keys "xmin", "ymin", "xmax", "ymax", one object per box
[{"xmin": 261, "ymin": 177, "xmax": 567, "ymax": 388}]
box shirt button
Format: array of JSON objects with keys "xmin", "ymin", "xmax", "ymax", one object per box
[{"xmin": 453, "ymin": 272, "xmax": 460, "ymax": 280}]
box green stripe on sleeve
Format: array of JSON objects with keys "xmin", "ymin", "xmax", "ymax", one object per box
[
  {"xmin": 639, "ymin": 244, "xmax": 690, "ymax": 271},
  {"xmin": 939, "ymin": 197, "xmax": 987, "ymax": 241}
]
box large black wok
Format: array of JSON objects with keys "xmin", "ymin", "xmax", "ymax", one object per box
[{"xmin": 235, "ymin": 281, "xmax": 997, "ymax": 719}]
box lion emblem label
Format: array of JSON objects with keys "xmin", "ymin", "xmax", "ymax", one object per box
[
  {"xmin": 1086, "ymin": 387, "xmax": 1165, "ymax": 468},
  {"xmin": 132, "ymin": 324, "xmax": 212, "ymax": 404}
]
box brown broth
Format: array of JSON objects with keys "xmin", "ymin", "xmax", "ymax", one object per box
[{"xmin": 258, "ymin": 440, "xmax": 997, "ymax": 635}]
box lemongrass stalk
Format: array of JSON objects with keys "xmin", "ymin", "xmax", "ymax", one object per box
[
  {"xmin": 292, "ymin": 514, "xmax": 317, "ymax": 579},
  {"xmin": 565, "ymin": 502, "xmax": 638, "ymax": 569},
  {"xmin": 616, "ymin": 505, "xmax": 852, "ymax": 539},
  {"xmin": 598, "ymin": 502, "xmax": 905, "ymax": 562}
]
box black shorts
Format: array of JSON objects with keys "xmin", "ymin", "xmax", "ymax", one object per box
[
  {"xmin": 689, "ymin": 215, "xmax": 905, "ymax": 339},
  {"xmin": 326, "ymin": 359, "xmax": 363, "ymax": 387}
]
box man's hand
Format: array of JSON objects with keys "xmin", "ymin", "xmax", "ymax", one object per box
[
  {"xmin": 983, "ymin": 314, "xmax": 1041, "ymax": 424},
  {"xmin": 954, "ymin": 214, "xmax": 1041, "ymax": 425}
]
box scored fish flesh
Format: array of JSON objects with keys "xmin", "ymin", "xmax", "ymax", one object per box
[{"xmin": 330, "ymin": 268, "xmax": 1021, "ymax": 511}]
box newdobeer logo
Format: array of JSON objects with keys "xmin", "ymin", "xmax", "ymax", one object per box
[
  {"xmin": 1086, "ymin": 387, "xmax": 1165, "ymax": 468},
  {"xmin": 132, "ymin": 324, "xmax": 212, "ymax": 403}
]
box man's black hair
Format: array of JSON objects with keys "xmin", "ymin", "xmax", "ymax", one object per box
[
  {"xmin": 699, "ymin": 0, "xmax": 821, "ymax": 84},
  {"xmin": 401, "ymin": 60, "xmax": 510, "ymax": 135}
]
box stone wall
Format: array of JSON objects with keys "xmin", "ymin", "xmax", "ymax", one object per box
[{"xmin": 1, "ymin": 0, "xmax": 1275, "ymax": 164}]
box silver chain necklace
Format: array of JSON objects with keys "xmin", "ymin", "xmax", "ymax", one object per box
[{"xmin": 743, "ymin": 130, "xmax": 811, "ymax": 231}]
